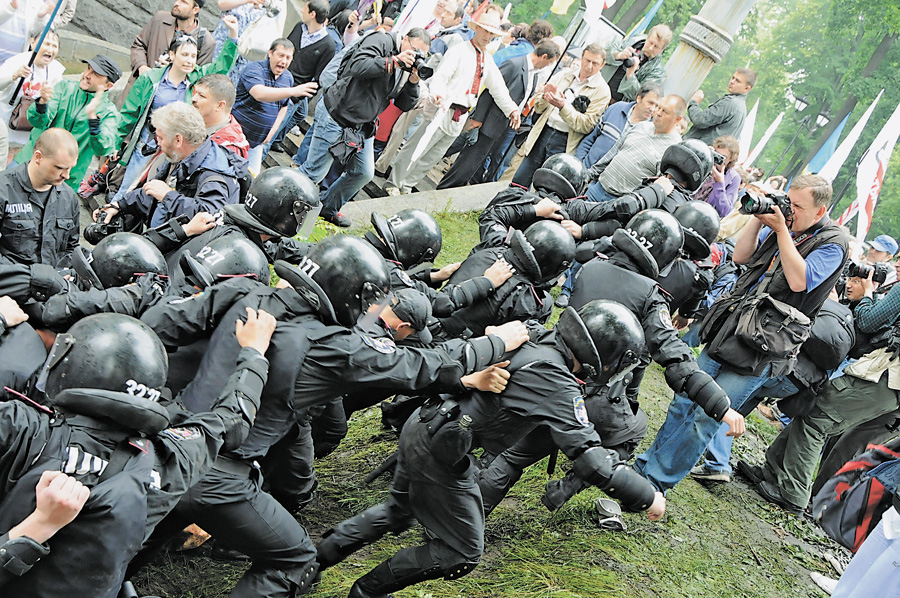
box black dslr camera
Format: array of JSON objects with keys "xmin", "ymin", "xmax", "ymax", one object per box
[
  {"xmin": 83, "ymin": 211, "xmax": 127, "ymax": 244},
  {"xmin": 404, "ymin": 50, "xmax": 433, "ymax": 79},
  {"xmin": 848, "ymin": 260, "xmax": 891, "ymax": 285},
  {"xmin": 711, "ymin": 149, "xmax": 726, "ymax": 166},
  {"xmin": 738, "ymin": 189, "xmax": 793, "ymax": 221}
]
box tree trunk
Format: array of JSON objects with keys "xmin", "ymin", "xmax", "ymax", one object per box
[
  {"xmin": 615, "ymin": 0, "xmax": 653, "ymax": 33},
  {"xmin": 792, "ymin": 32, "xmax": 898, "ymax": 176}
]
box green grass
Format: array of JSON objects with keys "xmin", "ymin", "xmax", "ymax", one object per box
[{"xmin": 137, "ymin": 211, "xmax": 845, "ymax": 598}]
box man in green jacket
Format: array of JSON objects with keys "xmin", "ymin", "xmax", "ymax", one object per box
[
  {"xmin": 15, "ymin": 55, "xmax": 122, "ymax": 192},
  {"xmin": 604, "ymin": 25, "xmax": 672, "ymax": 102}
]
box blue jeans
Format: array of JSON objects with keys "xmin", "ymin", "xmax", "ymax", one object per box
[
  {"xmin": 512, "ymin": 127, "xmax": 568, "ymax": 189},
  {"xmin": 299, "ymin": 101, "xmax": 374, "ymax": 216},
  {"xmin": 680, "ymin": 321, "xmax": 702, "ymax": 347},
  {"xmin": 271, "ymin": 98, "xmax": 308, "ymax": 149},
  {"xmin": 703, "ymin": 373, "xmax": 799, "ymax": 473},
  {"xmin": 633, "ymin": 350, "xmax": 773, "ymax": 492},
  {"xmin": 586, "ymin": 180, "xmax": 618, "ymax": 202},
  {"xmin": 112, "ymin": 126, "xmax": 154, "ymax": 203}
]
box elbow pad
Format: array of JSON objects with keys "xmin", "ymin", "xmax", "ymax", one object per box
[
  {"xmin": 30, "ymin": 264, "xmax": 68, "ymax": 301},
  {"xmin": 0, "ymin": 536, "xmax": 50, "ymax": 577},
  {"xmin": 572, "ymin": 446, "xmax": 615, "ymax": 487},
  {"xmin": 602, "ymin": 465, "xmax": 657, "ymax": 512},
  {"xmin": 683, "ymin": 370, "xmax": 730, "ymax": 421},
  {"xmin": 663, "ymin": 360, "xmax": 694, "ymax": 394},
  {"xmin": 464, "ymin": 334, "xmax": 506, "ymax": 373},
  {"xmin": 431, "ymin": 293, "xmax": 456, "ymax": 318},
  {"xmin": 446, "ymin": 277, "xmax": 495, "ymax": 311}
]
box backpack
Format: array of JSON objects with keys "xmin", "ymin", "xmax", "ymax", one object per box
[{"xmin": 812, "ymin": 439, "xmax": 900, "ymax": 552}]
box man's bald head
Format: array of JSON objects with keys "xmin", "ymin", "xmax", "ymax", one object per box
[{"xmin": 34, "ymin": 128, "xmax": 79, "ymax": 160}]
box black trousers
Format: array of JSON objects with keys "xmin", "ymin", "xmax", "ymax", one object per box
[{"xmin": 437, "ymin": 129, "xmax": 509, "ymax": 190}]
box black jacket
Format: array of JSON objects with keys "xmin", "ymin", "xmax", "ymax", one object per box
[
  {"xmin": 323, "ymin": 31, "xmax": 420, "ymax": 129},
  {"xmin": 0, "ymin": 163, "xmax": 79, "ymax": 268}
]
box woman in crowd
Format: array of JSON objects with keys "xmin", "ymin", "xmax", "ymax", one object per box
[
  {"xmin": 111, "ymin": 14, "xmax": 239, "ymax": 203},
  {"xmin": 213, "ymin": 0, "xmax": 286, "ymax": 84},
  {"xmin": 0, "ymin": 29, "xmax": 63, "ymax": 162},
  {"xmin": 695, "ymin": 135, "xmax": 741, "ymax": 218}
]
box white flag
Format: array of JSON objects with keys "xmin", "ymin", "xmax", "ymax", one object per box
[
  {"xmin": 739, "ymin": 99, "xmax": 758, "ymax": 163},
  {"xmin": 853, "ymin": 100, "xmax": 900, "ymax": 241},
  {"xmin": 819, "ymin": 89, "xmax": 884, "ymax": 184},
  {"xmin": 393, "ymin": 0, "xmax": 438, "ymax": 38},
  {"xmin": 742, "ymin": 112, "xmax": 784, "ymax": 169}
]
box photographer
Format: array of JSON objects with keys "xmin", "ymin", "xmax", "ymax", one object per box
[
  {"xmin": 866, "ymin": 234, "xmax": 899, "ymax": 284},
  {"xmin": 604, "ymin": 25, "xmax": 672, "ymax": 102},
  {"xmin": 742, "ymin": 267, "xmax": 900, "ymax": 513},
  {"xmin": 297, "ymin": 26, "xmax": 431, "ymax": 227},
  {"xmin": 634, "ymin": 174, "xmax": 849, "ymax": 494}
]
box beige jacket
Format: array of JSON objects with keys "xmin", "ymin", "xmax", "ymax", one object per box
[{"xmin": 520, "ymin": 68, "xmax": 610, "ymax": 156}]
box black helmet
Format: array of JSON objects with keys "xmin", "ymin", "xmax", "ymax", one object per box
[
  {"xmin": 556, "ymin": 300, "xmax": 645, "ymax": 385},
  {"xmin": 181, "ymin": 235, "xmax": 271, "ymax": 289},
  {"xmin": 224, "ymin": 167, "xmax": 321, "ymax": 238},
  {"xmin": 611, "ymin": 209, "xmax": 683, "ymax": 278},
  {"xmin": 673, "ymin": 200, "xmax": 720, "ymax": 260},
  {"xmin": 274, "ymin": 235, "xmax": 391, "ymax": 327},
  {"xmin": 38, "ymin": 313, "xmax": 168, "ymax": 399},
  {"xmin": 370, "ymin": 209, "xmax": 442, "ymax": 270},
  {"xmin": 73, "ymin": 232, "xmax": 168, "ymax": 290},
  {"xmin": 507, "ymin": 221, "xmax": 576, "ymax": 286},
  {"xmin": 533, "ymin": 153, "xmax": 589, "ymax": 199},
  {"xmin": 660, "ymin": 140, "xmax": 714, "ymax": 192}
]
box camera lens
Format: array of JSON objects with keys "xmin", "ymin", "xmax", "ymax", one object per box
[
  {"xmin": 83, "ymin": 223, "xmax": 108, "ymax": 245},
  {"xmin": 623, "ymin": 57, "xmax": 635, "ymax": 68}
]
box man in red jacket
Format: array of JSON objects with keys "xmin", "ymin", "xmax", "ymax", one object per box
[{"xmin": 192, "ymin": 73, "xmax": 250, "ymax": 159}]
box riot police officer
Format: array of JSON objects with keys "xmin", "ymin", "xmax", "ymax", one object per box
[
  {"xmin": 137, "ymin": 235, "xmax": 528, "ymax": 597},
  {"xmin": 315, "ymin": 300, "xmax": 665, "ymax": 598},
  {"xmin": 0, "ymin": 311, "xmax": 273, "ymax": 597},
  {"xmin": 569, "ymin": 209, "xmax": 744, "ymax": 436}
]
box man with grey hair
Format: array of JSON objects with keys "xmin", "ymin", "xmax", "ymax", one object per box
[
  {"xmin": 95, "ymin": 102, "xmax": 247, "ymax": 228},
  {"xmin": 605, "ymin": 24, "xmax": 673, "ymax": 102}
]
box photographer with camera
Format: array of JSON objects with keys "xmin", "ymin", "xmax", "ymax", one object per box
[
  {"xmin": 633, "ymin": 174, "xmax": 849, "ymax": 495},
  {"xmin": 604, "ymin": 25, "xmax": 672, "ymax": 102},
  {"xmin": 385, "ymin": 10, "xmax": 523, "ymax": 197},
  {"xmin": 865, "ymin": 234, "xmax": 899, "ymax": 285},
  {"xmin": 0, "ymin": 129, "xmax": 79, "ymax": 268},
  {"xmin": 296, "ymin": 27, "xmax": 431, "ymax": 227}
]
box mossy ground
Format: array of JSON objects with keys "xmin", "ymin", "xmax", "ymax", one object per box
[{"xmin": 136, "ymin": 212, "xmax": 845, "ymax": 598}]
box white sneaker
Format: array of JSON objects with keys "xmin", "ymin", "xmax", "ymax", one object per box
[
  {"xmin": 689, "ymin": 464, "xmax": 732, "ymax": 483},
  {"xmin": 384, "ymin": 186, "xmax": 401, "ymax": 197},
  {"xmin": 289, "ymin": 126, "xmax": 301, "ymax": 136},
  {"xmin": 810, "ymin": 572, "xmax": 837, "ymax": 595}
]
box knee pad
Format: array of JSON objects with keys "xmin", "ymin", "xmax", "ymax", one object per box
[
  {"xmin": 286, "ymin": 561, "xmax": 320, "ymax": 597},
  {"xmin": 444, "ymin": 559, "xmax": 479, "ymax": 580}
]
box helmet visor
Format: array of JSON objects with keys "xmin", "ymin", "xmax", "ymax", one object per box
[
  {"xmin": 35, "ymin": 333, "xmax": 76, "ymax": 394},
  {"xmin": 295, "ymin": 202, "xmax": 322, "ymax": 239}
]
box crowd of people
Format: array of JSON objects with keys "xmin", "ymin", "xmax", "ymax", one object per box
[{"xmin": 0, "ymin": 0, "xmax": 899, "ymax": 597}]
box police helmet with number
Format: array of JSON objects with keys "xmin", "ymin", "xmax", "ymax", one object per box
[
  {"xmin": 369, "ymin": 209, "xmax": 442, "ymax": 270},
  {"xmin": 37, "ymin": 314, "xmax": 171, "ymax": 434},
  {"xmin": 72, "ymin": 232, "xmax": 168, "ymax": 290},
  {"xmin": 674, "ymin": 200, "xmax": 720, "ymax": 260},
  {"xmin": 532, "ymin": 153, "xmax": 589, "ymax": 200},
  {"xmin": 507, "ymin": 220, "xmax": 576, "ymax": 286},
  {"xmin": 224, "ymin": 167, "xmax": 322, "ymax": 238},
  {"xmin": 274, "ymin": 235, "xmax": 391, "ymax": 327},
  {"xmin": 181, "ymin": 235, "xmax": 271, "ymax": 289},
  {"xmin": 556, "ymin": 300, "xmax": 645, "ymax": 385},
  {"xmin": 660, "ymin": 140, "xmax": 714, "ymax": 192},
  {"xmin": 611, "ymin": 209, "xmax": 683, "ymax": 279}
]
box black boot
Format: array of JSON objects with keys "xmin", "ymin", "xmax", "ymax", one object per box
[
  {"xmin": 349, "ymin": 545, "xmax": 443, "ymax": 597},
  {"xmin": 317, "ymin": 502, "xmax": 409, "ymax": 570},
  {"xmin": 541, "ymin": 471, "xmax": 590, "ymax": 511}
]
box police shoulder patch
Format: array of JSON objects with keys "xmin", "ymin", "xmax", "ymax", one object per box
[
  {"xmin": 573, "ymin": 396, "xmax": 590, "ymax": 427},
  {"xmin": 659, "ymin": 307, "xmax": 673, "ymax": 329},
  {"xmin": 362, "ymin": 334, "xmax": 397, "ymax": 354},
  {"xmin": 397, "ymin": 270, "xmax": 415, "ymax": 287},
  {"xmin": 160, "ymin": 426, "xmax": 203, "ymax": 442}
]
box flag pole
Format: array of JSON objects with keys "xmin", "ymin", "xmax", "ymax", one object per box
[{"xmin": 9, "ymin": 0, "xmax": 66, "ymax": 105}]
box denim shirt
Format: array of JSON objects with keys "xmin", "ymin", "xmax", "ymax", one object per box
[{"xmin": 871, "ymin": 458, "xmax": 900, "ymax": 495}]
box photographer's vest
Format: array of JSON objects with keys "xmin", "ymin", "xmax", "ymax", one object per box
[{"xmin": 720, "ymin": 217, "xmax": 848, "ymax": 371}]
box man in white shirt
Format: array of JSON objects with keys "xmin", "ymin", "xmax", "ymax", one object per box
[{"xmin": 385, "ymin": 9, "xmax": 520, "ymax": 196}]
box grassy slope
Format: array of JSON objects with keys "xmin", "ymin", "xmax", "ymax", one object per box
[{"xmin": 135, "ymin": 212, "xmax": 845, "ymax": 598}]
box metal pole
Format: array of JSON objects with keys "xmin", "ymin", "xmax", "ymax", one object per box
[{"xmin": 8, "ymin": 0, "xmax": 66, "ymax": 105}]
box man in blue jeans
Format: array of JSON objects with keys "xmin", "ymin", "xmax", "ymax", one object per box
[
  {"xmin": 633, "ymin": 174, "xmax": 848, "ymax": 494},
  {"xmin": 297, "ymin": 28, "xmax": 430, "ymax": 228}
]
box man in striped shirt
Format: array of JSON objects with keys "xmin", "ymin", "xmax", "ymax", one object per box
[{"xmin": 586, "ymin": 94, "xmax": 685, "ymax": 203}]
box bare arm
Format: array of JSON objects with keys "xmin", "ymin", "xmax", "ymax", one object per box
[
  {"xmin": 731, "ymin": 216, "xmax": 763, "ymax": 265},
  {"xmin": 249, "ymin": 82, "xmax": 316, "ymax": 103}
]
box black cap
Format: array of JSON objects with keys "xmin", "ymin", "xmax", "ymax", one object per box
[
  {"xmin": 193, "ymin": 0, "xmax": 206, "ymax": 8},
  {"xmin": 391, "ymin": 288, "xmax": 432, "ymax": 344},
  {"xmin": 82, "ymin": 55, "xmax": 123, "ymax": 83}
]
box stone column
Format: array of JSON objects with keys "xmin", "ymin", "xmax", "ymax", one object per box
[{"xmin": 662, "ymin": 0, "xmax": 758, "ymax": 99}]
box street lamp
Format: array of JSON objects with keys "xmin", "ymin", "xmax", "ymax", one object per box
[{"xmin": 771, "ymin": 92, "xmax": 830, "ymax": 174}]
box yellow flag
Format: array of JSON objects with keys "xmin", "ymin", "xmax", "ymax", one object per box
[{"xmin": 550, "ymin": 0, "xmax": 577, "ymax": 15}]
